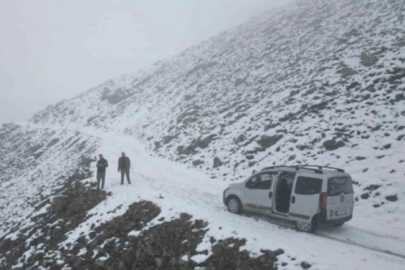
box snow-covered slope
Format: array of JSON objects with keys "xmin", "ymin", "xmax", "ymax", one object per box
[
  {"xmin": 31, "ymin": 0, "xmax": 405, "ymax": 227},
  {"xmin": 1, "ymin": 0, "xmax": 405, "ymax": 269}
]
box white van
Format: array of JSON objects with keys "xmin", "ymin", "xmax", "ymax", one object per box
[{"xmin": 223, "ymin": 165, "xmax": 354, "ymax": 232}]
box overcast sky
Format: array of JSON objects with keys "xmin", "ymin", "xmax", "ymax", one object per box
[{"xmin": 0, "ymin": 0, "xmax": 292, "ymax": 125}]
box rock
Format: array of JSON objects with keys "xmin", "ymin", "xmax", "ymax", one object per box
[
  {"xmin": 234, "ymin": 134, "xmax": 246, "ymax": 143},
  {"xmin": 397, "ymin": 40, "xmax": 405, "ymax": 47},
  {"xmin": 96, "ymin": 257, "xmax": 108, "ymax": 267},
  {"xmin": 364, "ymin": 185, "xmax": 381, "ymax": 191},
  {"xmin": 192, "ymin": 160, "xmax": 204, "ymax": 166},
  {"xmin": 308, "ymin": 101, "xmax": 328, "ymax": 112},
  {"xmin": 180, "ymin": 135, "xmax": 217, "ymax": 155},
  {"xmin": 213, "ymin": 157, "xmax": 223, "ymax": 168},
  {"xmin": 397, "ymin": 135, "xmax": 405, "ymax": 141},
  {"xmin": 257, "ymin": 135, "xmax": 283, "ymax": 149},
  {"xmin": 248, "ymin": 161, "xmax": 257, "ymax": 167},
  {"xmin": 162, "ymin": 135, "xmax": 175, "ymax": 144},
  {"xmin": 155, "ymin": 257, "xmax": 163, "ymax": 268},
  {"xmin": 301, "ymin": 261, "xmax": 312, "ymax": 269},
  {"xmin": 296, "ymin": 144, "xmax": 310, "ymax": 151},
  {"xmin": 119, "ymin": 261, "xmax": 126, "ymax": 270},
  {"xmin": 51, "ymin": 226, "xmax": 64, "ymax": 240},
  {"xmin": 33, "ymin": 251, "xmax": 45, "ymax": 261},
  {"xmin": 383, "ymin": 144, "xmax": 391, "ymax": 149},
  {"xmin": 360, "ymin": 52, "xmax": 378, "ymax": 66},
  {"xmin": 361, "ymin": 193, "xmax": 370, "ymax": 200},
  {"xmin": 337, "ymin": 67, "xmax": 358, "ymax": 78},
  {"xmin": 198, "ymin": 134, "xmax": 216, "ymax": 149},
  {"xmin": 386, "ymin": 195, "xmax": 398, "ymax": 202},
  {"xmin": 322, "ymin": 139, "xmax": 346, "ymax": 151},
  {"xmin": 177, "ymin": 145, "xmax": 184, "ymax": 154},
  {"xmin": 154, "ymin": 141, "xmax": 162, "ymax": 150},
  {"xmin": 212, "ymin": 244, "xmax": 223, "ymax": 257},
  {"xmin": 52, "ymin": 196, "xmax": 69, "ymax": 214},
  {"xmin": 346, "ymin": 81, "xmax": 361, "ymax": 90}
]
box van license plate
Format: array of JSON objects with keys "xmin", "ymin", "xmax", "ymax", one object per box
[{"xmin": 336, "ymin": 210, "xmax": 347, "ymax": 216}]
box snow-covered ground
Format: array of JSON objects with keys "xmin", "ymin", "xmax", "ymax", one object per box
[
  {"xmin": 1, "ymin": 0, "xmax": 405, "ymax": 268},
  {"xmin": 27, "ymin": 126, "xmax": 405, "ymax": 270}
]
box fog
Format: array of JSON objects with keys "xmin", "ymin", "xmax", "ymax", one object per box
[{"xmin": 0, "ymin": 0, "xmax": 292, "ymax": 125}]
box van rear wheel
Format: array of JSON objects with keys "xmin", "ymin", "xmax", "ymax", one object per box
[
  {"xmin": 295, "ymin": 219, "xmax": 317, "ymax": 233},
  {"xmin": 227, "ymin": 196, "xmax": 242, "ymax": 214}
]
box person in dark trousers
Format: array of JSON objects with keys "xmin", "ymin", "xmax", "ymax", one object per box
[
  {"xmin": 96, "ymin": 154, "xmax": 108, "ymax": 190},
  {"xmin": 118, "ymin": 152, "xmax": 131, "ymax": 185}
]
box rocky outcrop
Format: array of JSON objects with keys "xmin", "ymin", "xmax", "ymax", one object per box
[
  {"xmin": 1, "ymin": 185, "xmax": 284, "ymax": 270},
  {"xmin": 322, "ymin": 139, "xmax": 346, "ymax": 151},
  {"xmin": 360, "ymin": 52, "xmax": 378, "ymax": 67},
  {"xmin": 213, "ymin": 157, "xmax": 223, "ymax": 168},
  {"xmin": 60, "ymin": 204, "xmax": 282, "ymax": 270},
  {"xmin": 179, "ymin": 135, "xmax": 217, "ymax": 155},
  {"xmin": 0, "ymin": 176, "xmax": 107, "ymax": 269},
  {"xmin": 337, "ymin": 66, "xmax": 358, "ymax": 78},
  {"xmin": 257, "ymin": 135, "xmax": 283, "ymax": 149}
]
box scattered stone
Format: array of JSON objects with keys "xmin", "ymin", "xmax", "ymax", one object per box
[
  {"xmin": 386, "ymin": 195, "xmax": 398, "ymax": 202},
  {"xmin": 52, "ymin": 196, "xmax": 69, "ymax": 214},
  {"xmin": 301, "ymin": 261, "xmax": 312, "ymax": 269},
  {"xmin": 361, "ymin": 193, "xmax": 370, "ymax": 200},
  {"xmin": 257, "ymin": 135, "xmax": 283, "ymax": 149},
  {"xmin": 383, "ymin": 144, "xmax": 391, "ymax": 149},
  {"xmin": 213, "ymin": 157, "xmax": 223, "ymax": 168},
  {"xmin": 397, "ymin": 135, "xmax": 405, "ymax": 141},
  {"xmin": 360, "ymin": 52, "xmax": 378, "ymax": 66},
  {"xmin": 323, "ymin": 139, "xmax": 346, "ymax": 151},
  {"xmin": 234, "ymin": 134, "xmax": 246, "ymax": 143},
  {"xmin": 337, "ymin": 67, "xmax": 358, "ymax": 78},
  {"xmin": 364, "ymin": 185, "xmax": 381, "ymax": 191},
  {"xmin": 193, "ymin": 159, "xmax": 204, "ymax": 166}
]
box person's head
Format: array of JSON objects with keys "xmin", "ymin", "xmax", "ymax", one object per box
[
  {"xmin": 121, "ymin": 152, "xmax": 125, "ymax": 157},
  {"xmin": 99, "ymin": 154, "xmax": 103, "ymax": 159}
]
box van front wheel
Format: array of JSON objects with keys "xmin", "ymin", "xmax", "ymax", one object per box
[
  {"xmin": 227, "ymin": 196, "xmax": 242, "ymax": 214},
  {"xmin": 295, "ymin": 220, "xmax": 317, "ymax": 233}
]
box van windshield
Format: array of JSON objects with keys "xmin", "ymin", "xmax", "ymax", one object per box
[{"xmin": 328, "ymin": 176, "xmax": 353, "ymax": 196}]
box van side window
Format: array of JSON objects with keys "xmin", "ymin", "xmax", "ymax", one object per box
[
  {"xmin": 247, "ymin": 173, "xmax": 276, "ymax": 190},
  {"xmin": 295, "ymin": 176, "xmax": 322, "ymax": 195}
]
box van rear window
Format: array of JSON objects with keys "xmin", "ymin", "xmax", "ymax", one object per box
[
  {"xmin": 295, "ymin": 176, "xmax": 322, "ymax": 195},
  {"xmin": 328, "ymin": 177, "xmax": 353, "ymax": 196}
]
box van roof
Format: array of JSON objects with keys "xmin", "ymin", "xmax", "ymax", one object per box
[{"xmin": 261, "ymin": 165, "xmax": 350, "ymax": 177}]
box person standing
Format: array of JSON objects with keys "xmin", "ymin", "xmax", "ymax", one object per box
[
  {"xmin": 118, "ymin": 152, "xmax": 131, "ymax": 185},
  {"xmin": 96, "ymin": 154, "xmax": 108, "ymax": 190}
]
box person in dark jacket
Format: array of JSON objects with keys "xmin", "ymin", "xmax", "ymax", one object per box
[
  {"xmin": 96, "ymin": 154, "xmax": 108, "ymax": 190},
  {"xmin": 118, "ymin": 152, "xmax": 131, "ymax": 185}
]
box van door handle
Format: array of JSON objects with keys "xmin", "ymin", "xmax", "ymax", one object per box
[
  {"xmin": 291, "ymin": 196, "xmax": 296, "ymax": 204},
  {"xmin": 269, "ymin": 191, "xmax": 272, "ymax": 198}
]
